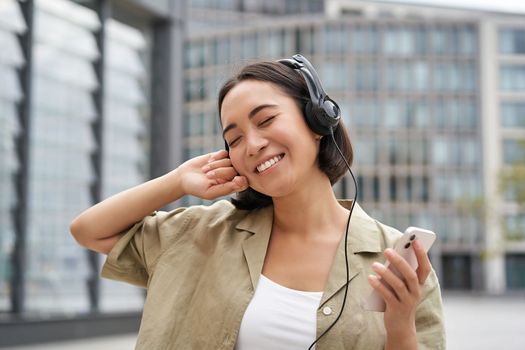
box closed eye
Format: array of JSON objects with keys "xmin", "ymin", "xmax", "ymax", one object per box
[
  {"xmin": 258, "ymin": 115, "xmax": 276, "ymax": 127},
  {"xmin": 228, "ymin": 136, "xmax": 241, "ymax": 148}
]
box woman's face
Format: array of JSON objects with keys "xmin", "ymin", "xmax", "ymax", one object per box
[{"xmin": 220, "ymin": 80, "xmax": 323, "ymax": 198}]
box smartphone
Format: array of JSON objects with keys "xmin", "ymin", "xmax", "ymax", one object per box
[{"xmin": 362, "ymin": 226, "xmax": 436, "ymax": 312}]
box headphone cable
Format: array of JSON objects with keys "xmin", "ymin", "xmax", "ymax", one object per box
[{"xmin": 307, "ymin": 126, "xmax": 358, "ymax": 349}]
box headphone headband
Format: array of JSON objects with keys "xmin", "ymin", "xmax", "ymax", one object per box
[{"xmin": 278, "ymin": 54, "xmax": 341, "ymax": 136}]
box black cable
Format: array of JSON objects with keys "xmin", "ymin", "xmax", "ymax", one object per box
[{"xmin": 307, "ymin": 126, "xmax": 358, "ymax": 350}]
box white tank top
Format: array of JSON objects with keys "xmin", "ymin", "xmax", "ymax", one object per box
[{"xmin": 235, "ymin": 275, "xmax": 323, "ymax": 350}]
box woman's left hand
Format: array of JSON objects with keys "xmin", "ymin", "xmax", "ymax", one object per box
[{"xmin": 367, "ymin": 239, "xmax": 432, "ymax": 348}]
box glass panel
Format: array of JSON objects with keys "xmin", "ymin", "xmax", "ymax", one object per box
[
  {"xmin": 320, "ymin": 62, "xmax": 348, "ymax": 90},
  {"xmin": 25, "ymin": 0, "xmax": 100, "ymax": 314},
  {"xmin": 460, "ymin": 26, "xmax": 477, "ymax": 55},
  {"xmin": 500, "ymin": 65, "xmax": 525, "ymax": 91},
  {"xmin": 502, "ymin": 102, "xmax": 525, "ymax": 128},
  {"xmin": 351, "ymin": 26, "xmax": 378, "ymax": 54},
  {"xmin": 383, "ymin": 28, "xmax": 414, "ymax": 56},
  {"xmin": 0, "ymin": 0, "xmax": 26, "ymax": 311},
  {"xmin": 355, "ymin": 139, "xmax": 377, "ymax": 165},
  {"xmin": 352, "ymin": 99, "xmax": 380, "ymax": 127},
  {"xmin": 499, "ymin": 29, "xmax": 525, "ymax": 55},
  {"xmin": 353, "ymin": 62, "xmax": 378, "ymax": 91},
  {"xmin": 503, "ymin": 139, "xmax": 525, "ymax": 165},
  {"xmin": 323, "ymin": 25, "xmax": 347, "ymax": 54},
  {"xmin": 0, "ymin": 0, "xmax": 27, "ymax": 33},
  {"xmin": 506, "ymin": 254, "xmax": 525, "ymax": 289},
  {"xmin": 504, "ymin": 216, "xmax": 525, "ymax": 241},
  {"xmin": 99, "ymin": 19, "xmax": 151, "ymax": 312},
  {"xmin": 432, "ymin": 137, "xmax": 448, "ymax": 165}
]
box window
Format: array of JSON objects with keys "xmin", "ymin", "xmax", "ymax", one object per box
[
  {"xmin": 500, "ymin": 65, "xmax": 525, "ymax": 91},
  {"xmin": 506, "ymin": 254, "xmax": 525, "ymax": 289},
  {"xmin": 503, "ymin": 139, "xmax": 525, "ymax": 165},
  {"xmin": 384, "ymin": 100, "xmax": 405, "ymax": 128},
  {"xmin": 442, "ymin": 255, "xmax": 472, "ymax": 290},
  {"xmin": 355, "ymin": 139, "xmax": 378, "ymax": 165},
  {"xmin": 500, "ymin": 29, "xmax": 525, "ymax": 54},
  {"xmin": 504, "ymin": 215, "xmax": 525, "ymax": 241},
  {"xmin": 26, "ymin": 0, "xmax": 99, "ymax": 313},
  {"xmin": 323, "ymin": 25, "xmax": 347, "ymax": 54},
  {"xmin": 320, "ymin": 62, "xmax": 349, "ymax": 90},
  {"xmin": 100, "ymin": 19, "xmax": 151, "ymax": 312},
  {"xmin": 502, "ymin": 102, "xmax": 525, "ymax": 128},
  {"xmin": 241, "ymin": 33, "xmax": 258, "ymax": 60},
  {"xmin": 383, "ymin": 28, "xmax": 414, "ymax": 56},
  {"xmin": 389, "ymin": 175, "xmax": 397, "ymax": 201},
  {"xmin": 353, "ymin": 62, "xmax": 378, "ymax": 91},
  {"xmin": 351, "ymin": 26, "xmax": 378, "ymax": 54},
  {"xmin": 352, "ymin": 99, "xmax": 380, "ymax": 127},
  {"xmin": 459, "ymin": 26, "xmax": 477, "ymax": 55},
  {"xmin": 432, "ymin": 137, "xmax": 448, "ymax": 165}
]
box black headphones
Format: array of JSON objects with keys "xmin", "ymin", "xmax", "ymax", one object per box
[
  {"xmin": 223, "ymin": 54, "xmax": 342, "ymax": 150},
  {"xmin": 278, "ymin": 54, "xmax": 341, "ymax": 136}
]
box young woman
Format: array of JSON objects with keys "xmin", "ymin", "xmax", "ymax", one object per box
[{"xmin": 70, "ymin": 57, "xmax": 445, "ymax": 350}]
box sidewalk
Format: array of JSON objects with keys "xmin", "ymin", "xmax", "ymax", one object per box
[
  {"xmin": 4, "ymin": 293, "xmax": 525, "ymax": 349},
  {"xmin": 442, "ymin": 293, "xmax": 525, "ymax": 350}
]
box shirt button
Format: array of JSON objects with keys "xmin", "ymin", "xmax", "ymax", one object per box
[{"xmin": 322, "ymin": 306, "xmax": 332, "ymax": 316}]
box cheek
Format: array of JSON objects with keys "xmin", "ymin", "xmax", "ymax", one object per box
[{"xmin": 229, "ymin": 153, "xmax": 245, "ymax": 174}]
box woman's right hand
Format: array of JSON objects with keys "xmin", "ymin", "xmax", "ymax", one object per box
[{"xmin": 176, "ymin": 149, "xmax": 249, "ymax": 200}]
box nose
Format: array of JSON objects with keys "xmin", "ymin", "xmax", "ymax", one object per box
[{"xmin": 246, "ymin": 130, "xmax": 268, "ymax": 157}]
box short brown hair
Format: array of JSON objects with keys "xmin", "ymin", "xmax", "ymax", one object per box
[{"xmin": 218, "ymin": 60, "xmax": 353, "ymax": 210}]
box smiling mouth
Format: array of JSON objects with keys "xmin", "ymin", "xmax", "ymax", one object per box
[{"xmin": 256, "ymin": 154, "xmax": 284, "ymax": 173}]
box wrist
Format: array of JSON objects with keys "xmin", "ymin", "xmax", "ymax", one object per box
[
  {"xmin": 163, "ymin": 167, "xmax": 186, "ymax": 201},
  {"xmin": 385, "ymin": 325, "xmax": 417, "ymax": 350}
]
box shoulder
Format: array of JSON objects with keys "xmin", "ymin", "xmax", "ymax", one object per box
[
  {"xmin": 155, "ymin": 199, "xmax": 252, "ymax": 232},
  {"xmin": 348, "ymin": 202, "xmax": 404, "ymax": 253}
]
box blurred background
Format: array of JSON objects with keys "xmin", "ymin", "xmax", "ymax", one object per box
[{"xmin": 0, "ymin": 0, "xmax": 524, "ymax": 348}]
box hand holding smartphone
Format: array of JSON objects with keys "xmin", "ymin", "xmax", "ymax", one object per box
[{"xmin": 363, "ymin": 226, "xmax": 436, "ymax": 312}]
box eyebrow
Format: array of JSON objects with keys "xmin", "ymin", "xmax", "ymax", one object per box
[{"xmin": 222, "ymin": 104, "xmax": 279, "ymax": 138}]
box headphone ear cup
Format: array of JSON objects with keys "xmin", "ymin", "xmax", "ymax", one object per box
[{"xmin": 304, "ymin": 101, "xmax": 331, "ymax": 136}]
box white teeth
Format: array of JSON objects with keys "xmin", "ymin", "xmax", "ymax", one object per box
[{"xmin": 257, "ymin": 155, "xmax": 282, "ymax": 173}]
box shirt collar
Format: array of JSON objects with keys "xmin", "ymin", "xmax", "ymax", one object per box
[
  {"xmin": 236, "ymin": 200, "xmax": 383, "ymax": 254},
  {"xmin": 237, "ymin": 200, "xmax": 383, "ymax": 294}
]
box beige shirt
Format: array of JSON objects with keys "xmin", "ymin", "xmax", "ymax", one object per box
[{"xmin": 102, "ymin": 200, "xmax": 446, "ymax": 350}]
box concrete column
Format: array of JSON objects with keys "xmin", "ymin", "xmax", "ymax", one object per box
[{"xmin": 480, "ymin": 19, "xmax": 505, "ymax": 293}]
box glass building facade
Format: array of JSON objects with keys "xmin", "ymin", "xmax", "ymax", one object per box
[
  {"xmin": 0, "ymin": 0, "xmax": 184, "ymax": 346},
  {"xmin": 183, "ymin": 2, "xmax": 525, "ymax": 292}
]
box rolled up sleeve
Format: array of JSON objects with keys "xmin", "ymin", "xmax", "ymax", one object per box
[{"xmin": 101, "ymin": 207, "xmax": 191, "ymax": 288}]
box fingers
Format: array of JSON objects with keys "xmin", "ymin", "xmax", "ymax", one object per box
[
  {"xmin": 384, "ymin": 249, "xmax": 420, "ymax": 294},
  {"xmin": 371, "ymin": 260, "xmax": 411, "ymax": 302},
  {"xmin": 370, "ymin": 249, "xmax": 422, "ymax": 304},
  {"xmin": 208, "ymin": 149, "xmax": 229, "ymax": 162},
  {"xmin": 204, "ymin": 176, "xmax": 249, "ymax": 198},
  {"xmin": 413, "ymin": 239, "xmax": 432, "ymax": 285},
  {"xmin": 202, "ymin": 157, "xmax": 239, "ymax": 185},
  {"xmin": 202, "ymin": 158, "xmax": 234, "ymax": 173},
  {"xmin": 368, "ymin": 275, "xmax": 399, "ymax": 306}
]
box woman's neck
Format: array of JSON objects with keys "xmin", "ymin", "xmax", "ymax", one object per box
[{"xmin": 271, "ymin": 176, "xmax": 349, "ymax": 239}]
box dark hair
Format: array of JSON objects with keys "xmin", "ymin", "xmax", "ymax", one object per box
[{"xmin": 218, "ymin": 60, "xmax": 353, "ymax": 210}]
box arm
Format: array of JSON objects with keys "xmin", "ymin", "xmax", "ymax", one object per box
[{"xmin": 69, "ymin": 150, "xmax": 248, "ymax": 254}]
